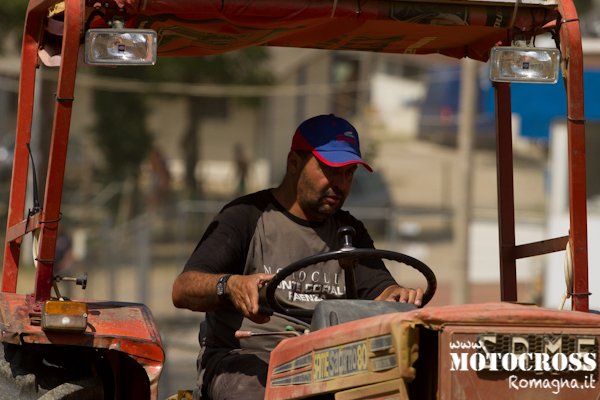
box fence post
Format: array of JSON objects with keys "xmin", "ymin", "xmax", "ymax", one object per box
[
  {"xmin": 136, "ymin": 213, "xmax": 151, "ymax": 305},
  {"xmin": 102, "ymin": 218, "xmax": 119, "ymax": 300}
]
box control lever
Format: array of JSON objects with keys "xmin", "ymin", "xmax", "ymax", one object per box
[
  {"xmin": 234, "ymin": 304, "xmax": 310, "ymax": 340},
  {"xmin": 51, "ymin": 273, "xmax": 88, "ymax": 301},
  {"xmin": 55, "ymin": 272, "xmax": 88, "ymax": 289},
  {"xmin": 235, "ymin": 330, "xmax": 301, "ymax": 339},
  {"xmin": 235, "ymin": 307, "xmax": 305, "ymax": 338}
]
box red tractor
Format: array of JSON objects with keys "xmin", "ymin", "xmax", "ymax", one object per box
[{"xmin": 3, "ymin": 0, "xmax": 594, "ymax": 399}]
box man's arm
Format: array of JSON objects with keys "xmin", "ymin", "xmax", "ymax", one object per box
[
  {"xmin": 172, "ymin": 270, "xmax": 274, "ymax": 324},
  {"xmin": 375, "ymin": 285, "xmax": 423, "ymax": 307}
]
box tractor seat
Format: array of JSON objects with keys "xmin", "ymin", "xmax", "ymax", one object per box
[{"xmin": 310, "ymin": 300, "xmax": 417, "ymax": 332}]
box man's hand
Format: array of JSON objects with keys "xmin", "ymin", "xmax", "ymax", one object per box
[
  {"xmin": 226, "ymin": 274, "xmax": 274, "ymax": 324},
  {"xmin": 375, "ymin": 285, "xmax": 423, "ymax": 307}
]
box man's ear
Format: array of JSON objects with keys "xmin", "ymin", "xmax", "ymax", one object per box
[{"xmin": 287, "ymin": 151, "xmax": 301, "ymax": 174}]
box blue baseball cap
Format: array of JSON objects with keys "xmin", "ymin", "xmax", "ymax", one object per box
[{"xmin": 291, "ymin": 114, "xmax": 373, "ymax": 172}]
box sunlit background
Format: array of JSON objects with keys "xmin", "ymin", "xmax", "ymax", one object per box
[{"xmin": 2, "ymin": 0, "xmax": 600, "ymax": 396}]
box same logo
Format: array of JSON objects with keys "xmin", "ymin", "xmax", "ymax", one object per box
[{"xmin": 336, "ymin": 131, "xmax": 357, "ymax": 145}]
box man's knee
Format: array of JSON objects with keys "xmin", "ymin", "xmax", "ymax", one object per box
[{"xmin": 201, "ymin": 349, "xmax": 270, "ymax": 400}]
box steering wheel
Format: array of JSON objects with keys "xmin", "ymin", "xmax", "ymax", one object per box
[{"xmin": 265, "ymin": 226, "xmax": 437, "ymax": 322}]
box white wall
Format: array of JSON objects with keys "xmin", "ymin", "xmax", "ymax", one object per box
[
  {"xmin": 370, "ymin": 72, "xmax": 424, "ymax": 137},
  {"xmin": 544, "ymin": 122, "xmax": 600, "ymax": 310},
  {"xmin": 469, "ymin": 219, "xmax": 545, "ymax": 284}
]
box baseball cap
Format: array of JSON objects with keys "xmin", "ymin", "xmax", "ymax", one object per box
[{"xmin": 291, "ymin": 114, "xmax": 373, "ymax": 172}]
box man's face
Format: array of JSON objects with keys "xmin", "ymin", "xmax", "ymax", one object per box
[{"xmin": 296, "ymin": 154, "xmax": 358, "ymax": 221}]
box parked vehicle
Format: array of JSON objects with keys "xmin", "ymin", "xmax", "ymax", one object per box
[{"xmin": 418, "ymin": 66, "xmax": 496, "ymax": 148}]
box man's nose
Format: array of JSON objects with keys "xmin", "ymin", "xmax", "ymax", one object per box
[{"xmin": 330, "ymin": 170, "xmax": 349, "ymax": 192}]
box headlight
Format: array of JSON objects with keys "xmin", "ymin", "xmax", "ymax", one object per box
[
  {"xmin": 84, "ymin": 28, "xmax": 157, "ymax": 65},
  {"xmin": 489, "ymin": 47, "xmax": 560, "ymax": 84}
]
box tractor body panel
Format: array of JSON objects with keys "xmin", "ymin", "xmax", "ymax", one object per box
[{"xmin": 266, "ymin": 303, "xmax": 600, "ymax": 399}]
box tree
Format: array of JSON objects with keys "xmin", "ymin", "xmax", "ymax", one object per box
[
  {"xmin": 148, "ymin": 48, "xmax": 273, "ymax": 198},
  {"xmin": 0, "ymin": 0, "xmax": 28, "ymax": 53},
  {"xmin": 89, "ymin": 48, "xmax": 273, "ymax": 220},
  {"xmin": 89, "ymin": 66, "xmax": 154, "ymax": 222},
  {"xmin": 2, "ymin": 4, "xmax": 272, "ymax": 203},
  {"xmin": 91, "ymin": 67, "xmax": 153, "ymax": 183}
]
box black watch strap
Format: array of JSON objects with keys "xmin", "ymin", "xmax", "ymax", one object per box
[{"xmin": 217, "ymin": 274, "xmax": 232, "ymax": 301}]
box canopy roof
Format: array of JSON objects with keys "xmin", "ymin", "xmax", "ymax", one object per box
[{"xmin": 91, "ymin": 0, "xmax": 559, "ymax": 62}]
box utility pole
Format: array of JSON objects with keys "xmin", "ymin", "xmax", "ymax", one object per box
[{"xmin": 453, "ymin": 58, "xmax": 478, "ymax": 304}]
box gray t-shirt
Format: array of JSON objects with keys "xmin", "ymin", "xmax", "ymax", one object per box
[{"xmin": 183, "ymin": 189, "xmax": 398, "ymax": 351}]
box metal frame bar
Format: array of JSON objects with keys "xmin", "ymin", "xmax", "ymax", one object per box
[
  {"xmin": 558, "ymin": 0, "xmax": 588, "ymax": 312},
  {"xmin": 494, "ymin": 81, "xmax": 517, "ymax": 302},
  {"xmin": 1, "ymin": 0, "xmax": 79, "ymax": 302},
  {"xmin": 3, "ymin": 0, "xmax": 590, "ymax": 314},
  {"xmin": 1, "ymin": 1, "xmax": 47, "ymax": 293},
  {"xmin": 33, "ymin": 0, "xmax": 81, "ymax": 302},
  {"xmin": 494, "ymin": 0, "xmax": 587, "ymax": 310},
  {"xmin": 514, "ymin": 236, "xmax": 569, "ymax": 260}
]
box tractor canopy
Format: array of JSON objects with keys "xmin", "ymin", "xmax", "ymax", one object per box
[{"xmin": 40, "ymin": 0, "xmax": 559, "ymax": 65}]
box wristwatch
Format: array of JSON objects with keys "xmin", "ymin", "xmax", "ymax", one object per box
[{"xmin": 217, "ymin": 274, "xmax": 232, "ymax": 301}]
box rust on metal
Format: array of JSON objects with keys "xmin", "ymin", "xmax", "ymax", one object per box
[
  {"xmin": 335, "ymin": 379, "xmax": 406, "ymax": 400},
  {"xmin": 0, "ymin": 1, "xmax": 46, "ymax": 294},
  {"xmin": 439, "ymin": 324, "xmax": 600, "ymax": 399},
  {"xmin": 0, "ymin": 292, "xmax": 165, "ymax": 399},
  {"xmin": 6, "ymin": 214, "xmax": 40, "ymax": 244},
  {"xmin": 33, "ymin": 0, "xmax": 82, "ymax": 303},
  {"xmin": 266, "ymin": 303, "xmax": 600, "ymax": 400},
  {"xmin": 557, "ymin": 0, "xmax": 589, "ymax": 313}
]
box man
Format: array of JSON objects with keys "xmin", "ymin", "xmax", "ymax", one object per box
[{"xmin": 172, "ymin": 114, "xmax": 423, "ymax": 400}]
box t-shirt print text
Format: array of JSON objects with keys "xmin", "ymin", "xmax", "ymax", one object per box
[{"xmin": 263, "ymin": 266, "xmax": 346, "ymax": 301}]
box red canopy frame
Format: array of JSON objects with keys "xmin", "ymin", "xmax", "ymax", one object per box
[{"xmin": 2, "ymin": 0, "xmax": 588, "ymax": 314}]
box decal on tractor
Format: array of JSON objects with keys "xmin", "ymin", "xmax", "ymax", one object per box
[
  {"xmin": 467, "ymin": 333, "xmax": 599, "ymax": 373},
  {"xmin": 271, "ymin": 371, "xmax": 313, "ymax": 387},
  {"xmin": 272, "ymin": 353, "xmax": 313, "ymax": 375},
  {"xmin": 313, "ymin": 340, "xmax": 369, "ymax": 382},
  {"xmin": 369, "ymin": 334, "xmax": 394, "ymax": 352},
  {"xmin": 371, "ymin": 354, "xmax": 398, "ymax": 372}
]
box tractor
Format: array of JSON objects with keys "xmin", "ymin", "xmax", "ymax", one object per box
[{"xmin": 2, "ymin": 0, "xmax": 595, "ymax": 399}]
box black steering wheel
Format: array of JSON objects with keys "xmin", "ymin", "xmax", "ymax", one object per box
[{"xmin": 265, "ymin": 226, "xmax": 437, "ymax": 322}]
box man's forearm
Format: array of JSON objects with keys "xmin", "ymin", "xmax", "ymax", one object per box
[{"xmin": 172, "ymin": 270, "xmax": 225, "ymax": 312}]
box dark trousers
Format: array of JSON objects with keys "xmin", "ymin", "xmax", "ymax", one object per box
[{"xmin": 197, "ymin": 347, "xmax": 271, "ymax": 400}]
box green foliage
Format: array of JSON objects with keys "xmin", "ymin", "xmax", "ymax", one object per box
[
  {"xmin": 91, "ymin": 66, "xmax": 153, "ymax": 182},
  {"xmin": 151, "ymin": 47, "xmax": 273, "ymax": 85},
  {"xmin": 88, "ymin": 48, "xmax": 273, "ymax": 186},
  {"xmin": 150, "ymin": 47, "xmax": 274, "ymax": 106},
  {"xmin": 0, "ymin": 0, "xmax": 29, "ymax": 53},
  {"xmin": 146, "ymin": 47, "xmax": 274, "ymax": 196},
  {"xmin": 573, "ymin": 0, "xmax": 593, "ymax": 15}
]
